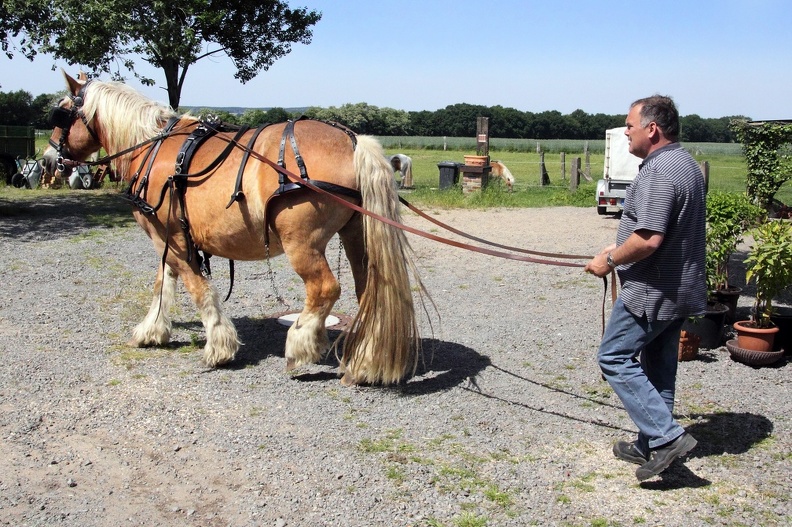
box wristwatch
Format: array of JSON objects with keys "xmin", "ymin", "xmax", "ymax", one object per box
[{"xmin": 606, "ymin": 252, "xmax": 616, "ymax": 269}]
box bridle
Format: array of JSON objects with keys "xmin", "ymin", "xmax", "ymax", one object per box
[{"xmin": 48, "ymin": 80, "xmax": 101, "ymax": 173}]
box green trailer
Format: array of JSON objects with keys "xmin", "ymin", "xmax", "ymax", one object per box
[{"xmin": 0, "ymin": 125, "xmax": 37, "ymax": 184}]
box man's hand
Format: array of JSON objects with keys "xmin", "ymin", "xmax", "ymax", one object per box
[{"xmin": 585, "ymin": 243, "xmax": 616, "ymax": 278}]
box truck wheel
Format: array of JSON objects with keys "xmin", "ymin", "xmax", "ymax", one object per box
[{"xmin": 597, "ymin": 206, "xmax": 607, "ymax": 215}]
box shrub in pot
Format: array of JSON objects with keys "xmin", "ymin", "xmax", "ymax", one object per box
[
  {"xmin": 705, "ymin": 192, "xmax": 765, "ymax": 322},
  {"xmin": 734, "ymin": 219, "xmax": 792, "ymax": 351}
]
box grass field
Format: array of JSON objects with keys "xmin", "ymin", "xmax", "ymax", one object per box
[
  {"xmin": 380, "ymin": 145, "xmax": 791, "ymax": 208},
  {"xmin": 16, "ymin": 134, "xmax": 791, "ymax": 209}
]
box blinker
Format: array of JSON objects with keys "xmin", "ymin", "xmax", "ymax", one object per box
[{"xmin": 49, "ymin": 106, "xmax": 74, "ymax": 129}]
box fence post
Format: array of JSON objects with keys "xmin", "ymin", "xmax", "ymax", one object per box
[
  {"xmin": 570, "ymin": 157, "xmax": 581, "ymax": 191},
  {"xmin": 585, "ymin": 147, "xmax": 591, "ymax": 180},
  {"xmin": 699, "ymin": 160, "xmax": 710, "ymax": 193},
  {"xmin": 539, "ymin": 152, "xmax": 550, "ymax": 186},
  {"xmin": 561, "ymin": 152, "xmax": 566, "ymax": 181}
]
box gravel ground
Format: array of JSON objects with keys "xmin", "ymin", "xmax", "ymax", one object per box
[{"xmin": 0, "ymin": 191, "xmax": 790, "ymax": 527}]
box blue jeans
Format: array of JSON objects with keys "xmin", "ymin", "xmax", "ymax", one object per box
[{"xmin": 598, "ymin": 297, "xmax": 686, "ymax": 455}]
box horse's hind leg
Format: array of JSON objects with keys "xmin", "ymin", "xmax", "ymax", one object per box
[
  {"xmin": 338, "ymin": 213, "xmax": 367, "ymax": 301},
  {"xmin": 283, "ymin": 246, "xmax": 341, "ymax": 370},
  {"xmin": 129, "ymin": 264, "xmax": 177, "ymax": 347}
]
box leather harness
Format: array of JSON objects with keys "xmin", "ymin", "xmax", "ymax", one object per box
[{"xmin": 119, "ymin": 117, "xmax": 362, "ymax": 300}]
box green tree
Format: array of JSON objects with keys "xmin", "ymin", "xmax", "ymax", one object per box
[
  {"xmin": 434, "ymin": 103, "xmax": 490, "ymax": 137},
  {"xmin": 3, "ymin": 0, "xmax": 320, "ymax": 110},
  {"xmin": 489, "ymin": 105, "xmax": 529, "ymax": 139},
  {"xmin": 407, "ymin": 110, "xmax": 438, "ymax": 136},
  {"xmin": 263, "ymin": 107, "xmax": 294, "ymax": 123},
  {"xmin": 0, "ymin": 89, "xmax": 35, "ymax": 125},
  {"xmin": 31, "ymin": 92, "xmax": 58, "ymax": 128},
  {"xmin": 731, "ymin": 119, "xmax": 792, "ymax": 210},
  {"xmin": 1, "ymin": 0, "xmax": 49, "ymax": 63}
]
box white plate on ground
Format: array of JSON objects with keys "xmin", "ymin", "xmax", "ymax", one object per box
[{"xmin": 276, "ymin": 313, "xmax": 341, "ymax": 328}]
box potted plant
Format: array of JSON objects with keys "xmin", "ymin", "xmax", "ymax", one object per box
[
  {"xmin": 678, "ymin": 329, "xmax": 701, "ymax": 361},
  {"xmin": 705, "ymin": 192, "xmax": 765, "ymax": 322},
  {"xmin": 733, "ymin": 219, "xmax": 792, "ymax": 351},
  {"xmin": 463, "ymin": 154, "xmax": 489, "ymax": 167}
]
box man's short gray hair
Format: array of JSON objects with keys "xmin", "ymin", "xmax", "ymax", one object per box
[{"xmin": 631, "ymin": 95, "xmax": 680, "ymax": 140}]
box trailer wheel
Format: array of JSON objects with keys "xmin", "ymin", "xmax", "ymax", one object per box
[{"xmin": 597, "ymin": 206, "xmax": 607, "ymax": 215}]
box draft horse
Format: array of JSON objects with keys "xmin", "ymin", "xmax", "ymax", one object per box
[
  {"xmin": 489, "ymin": 160, "xmax": 515, "ymax": 192},
  {"xmin": 386, "ymin": 153, "xmax": 413, "ymax": 188},
  {"xmin": 48, "ymin": 71, "xmax": 426, "ymax": 386}
]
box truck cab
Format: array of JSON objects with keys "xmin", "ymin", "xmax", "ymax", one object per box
[{"xmin": 596, "ymin": 126, "xmax": 642, "ymax": 215}]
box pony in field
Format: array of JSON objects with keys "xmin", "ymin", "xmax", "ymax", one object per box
[
  {"xmin": 47, "ymin": 71, "xmax": 427, "ymax": 385},
  {"xmin": 489, "ymin": 160, "xmax": 515, "ymax": 191},
  {"xmin": 387, "ymin": 153, "xmax": 413, "ymax": 188}
]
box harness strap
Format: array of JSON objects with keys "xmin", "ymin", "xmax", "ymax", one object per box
[
  {"xmin": 170, "ymin": 122, "xmax": 250, "ymax": 263},
  {"xmin": 276, "ymin": 118, "xmax": 309, "ymax": 194},
  {"xmin": 312, "ymin": 180, "xmax": 362, "ymax": 201},
  {"xmin": 263, "ymin": 119, "xmax": 363, "ymax": 247},
  {"xmin": 226, "ymin": 124, "xmax": 271, "ymax": 209},
  {"xmin": 123, "ymin": 117, "xmax": 181, "ymax": 214}
]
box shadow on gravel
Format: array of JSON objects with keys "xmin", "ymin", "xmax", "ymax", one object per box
[
  {"xmin": 402, "ymin": 338, "xmax": 491, "ymax": 395},
  {"xmin": 640, "ymin": 464, "xmax": 712, "ymax": 490},
  {"xmin": 684, "ymin": 411, "xmax": 773, "ymax": 458},
  {"xmin": 0, "ymin": 191, "xmax": 135, "ymax": 240},
  {"xmin": 226, "ymin": 322, "xmax": 491, "ymax": 393},
  {"xmin": 227, "ymin": 317, "xmax": 291, "ymax": 367},
  {"xmin": 459, "ymin": 362, "xmax": 637, "ymax": 434},
  {"xmin": 639, "ymin": 411, "xmax": 772, "ymax": 490}
]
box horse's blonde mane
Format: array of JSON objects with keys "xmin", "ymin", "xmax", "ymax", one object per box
[{"xmin": 81, "ymin": 81, "xmax": 195, "ymax": 175}]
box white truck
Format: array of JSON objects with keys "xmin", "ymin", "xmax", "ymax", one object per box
[{"xmin": 596, "ymin": 126, "xmax": 642, "ymax": 215}]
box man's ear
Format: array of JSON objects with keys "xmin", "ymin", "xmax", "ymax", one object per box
[{"xmin": 646, "ymin": 121, "xmax": 660, "ymax": 140}]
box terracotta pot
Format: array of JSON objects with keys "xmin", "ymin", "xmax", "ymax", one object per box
[
  {"xmin": 678, "ymin": 330, "xmax": 700, "ymax": 361},
  {"xmin": 463, "ymin": 155, "xmax": 488, "ymax": 167},
  {"xmin": 733, "ymin": 320, "xmax": 779, "ymax": 352}
]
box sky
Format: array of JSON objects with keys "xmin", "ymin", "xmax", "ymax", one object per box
[{"xmin": 1, "ymin": 0, "xmax": 790, "ymax": 119}]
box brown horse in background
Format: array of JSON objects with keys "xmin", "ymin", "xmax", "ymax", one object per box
[
  {"xmin": 47, "ymin": 71, "xmax": 427, "ymax": 385},
  {"xmin": 489, "ymin": 160, "xmax": 515, "ymax": 192}
]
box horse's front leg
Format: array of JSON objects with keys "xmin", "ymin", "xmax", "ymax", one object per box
[
  {"xmin": 129, "ymin": 263, "xmax": 177, "ymax": 347},
  {"xmin": 178, "ymin": 263, "xmax": 240, "ymax": 367}
]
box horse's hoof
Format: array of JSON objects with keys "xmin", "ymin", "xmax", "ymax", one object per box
[
  {"xmin": 340, "ymin": 372, "xmax": 356, "ymax": 386},
  {"xmin": 286, "ymin": 358, "xmax": 297, "ymax": 371}
]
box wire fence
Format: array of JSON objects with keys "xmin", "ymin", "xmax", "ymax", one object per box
[{"xmin": 377, "ymin": 136, "xmax": 746, "ymax": 156}]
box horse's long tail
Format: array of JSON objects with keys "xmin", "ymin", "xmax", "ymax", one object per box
[
  {"xmin": 340, "ymin": 136, "xmax": 427, "ymax": 385},
  {"xmin": 402, "ymin": 157, "xmax": 413, "ymax": 187}
]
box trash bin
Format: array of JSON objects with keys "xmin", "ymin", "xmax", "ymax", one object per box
[{"xmin": 437, "ymin": 161, "xmax": 461, "ymax": 189}]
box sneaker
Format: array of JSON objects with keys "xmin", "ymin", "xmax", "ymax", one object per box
[
  {"xmin": 613, "ymin": 440, "xmax": 649, "ymax": 465},
  {"xmin": 635, "ymin": 433, "xmax": 697, "ymax": 481}
]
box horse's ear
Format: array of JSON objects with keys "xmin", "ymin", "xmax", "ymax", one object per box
[{"xmin": 61, "ymin": 68, "xmax": 82, "ymax": 95}]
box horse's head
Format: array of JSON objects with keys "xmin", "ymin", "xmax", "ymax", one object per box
[{"xmin": 46, "ymin": 70, "xmax": 103, "ymax": 174}]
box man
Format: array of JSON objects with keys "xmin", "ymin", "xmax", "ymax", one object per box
[{"xmin": 584, "ymin": 95, "xmax": 706, "ymax": 481}]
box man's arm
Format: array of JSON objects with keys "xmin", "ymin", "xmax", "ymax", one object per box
[{"xmin": 584, "ymin": 229, "xmax": 664, "ymax": 277}]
